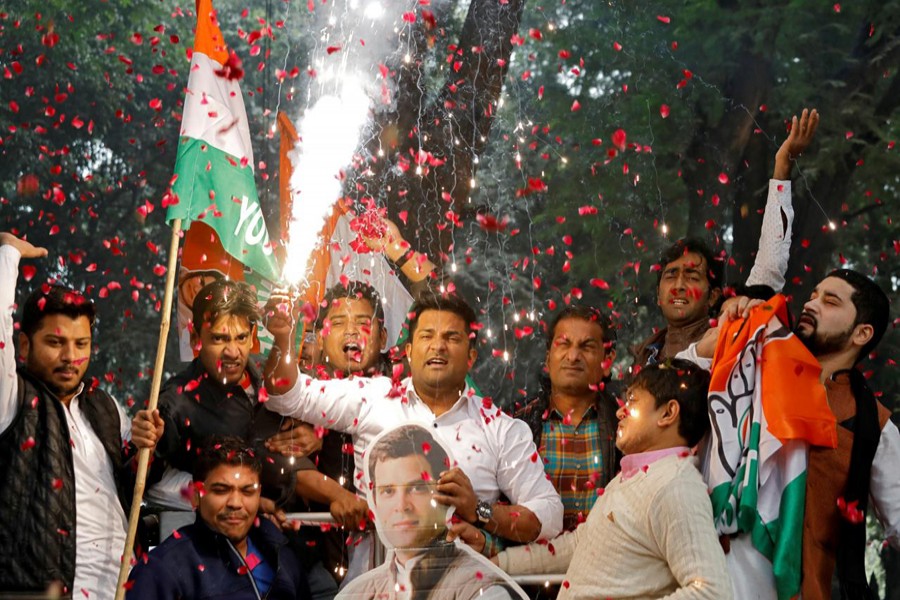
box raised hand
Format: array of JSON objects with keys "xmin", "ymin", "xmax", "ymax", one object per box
[
  {"xmin": 773, "ymin": 108, "xmax": 819, "ymax": 180},
  {"xmin": 0, "ymin": 232, "xmax": 49, "ymax": 259},
  {"xmin": 263, "ymin": 288, "xmax": 300, "ymax": 341},
  {"xmin": 360, "ymin": 216, "xmax": 408, "ymax": 262}
]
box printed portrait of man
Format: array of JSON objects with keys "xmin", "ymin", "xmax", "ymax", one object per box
[{"xmin": 337, "ymin": 424, "xmax": 526, "ymax": 600}]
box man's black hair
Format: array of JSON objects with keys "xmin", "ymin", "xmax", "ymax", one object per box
[
  {"xmin": 368, "ymin": 425, "xmax": 450, "ymax": 492},
  {"xmin": 407, "ymin": 292, "xmax": 477, "ymax": 346},
  {"xmin": 193, "ymin": 436, "xmax": 262, "ymax": 483},
  {"xmin": 827, "ymin": 269, "xmax": 890, "ymax": 362},
  {"xmin": 629, "ymin": 358, "xmax": 711, "ymax": 447},
  {"xmin": 317, "ymin": 281, "xmax": 385, "ymax": 330},
  {"xmin": 21, "ymin": 285, "xmax": 95, "ymax": 337},
  {"xmin": 656, "ymin": 238, "xmax": 724, "ymax": 289},
  {"xmin": 546, "ymin": 305, "xmax": 617, "ymax": 351},
  {"xmin": 191, "ymin": 279, "xmax": 259, "ymax": 331}
]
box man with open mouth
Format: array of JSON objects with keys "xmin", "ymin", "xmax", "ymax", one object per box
[
  {"xmin": 632, "ymin": 107, "xmax": 819, "ymax": 367},
  {"xmin": 263, "ymin": 289, "xmax": 563, "ymax": 580}
]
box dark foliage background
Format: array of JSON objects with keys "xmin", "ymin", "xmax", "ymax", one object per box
[{"xmin": 2, "ymin": 0, "xmax": 898, "ymax": 591}]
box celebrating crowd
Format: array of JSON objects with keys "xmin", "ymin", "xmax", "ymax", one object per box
[{"xmin": 1, "ymin": 108, "xmax": 898, "ymax": 600}]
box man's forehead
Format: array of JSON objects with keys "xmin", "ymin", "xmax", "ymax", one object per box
[
  {"xmin": 35, "ymin": 314, "xmax": 93, "ymax": 337},
  {"xmin": 327, "ymin": 296, "xmax": 375, "ymax": 317},
  {"xmin": 207, "ymin": 314, "xmax": 254, "ymax": 334},
  {"xmin": 375, "ymin": 454, "xmax": 432, "ymax": 479},
  {"xmin": 416, "ymin": 309, "xmax": 467, "ymax": 330},
  {"xmin": 552, "ymin": 317, "xmax": 604, "ymax": 341},
  {"xmin": 205, "ymin": 464, "xmax": 260, "ymax": 485},
  {"xmin": 815, "ymin": 277, "xmax": 855, "ymax": 300},
  {"xmin": 664, "ymin": 252, "xmax": 707, "ymax": 272}
]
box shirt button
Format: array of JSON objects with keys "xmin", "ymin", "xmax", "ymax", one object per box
[{"xmin": 433, "ymin": 422, "xmax": 439, "ymax": 429}]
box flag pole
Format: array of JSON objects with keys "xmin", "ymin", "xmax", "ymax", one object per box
[{"xmin": 114, "ymin": 218, "xmax": 183, "ymax": 600}]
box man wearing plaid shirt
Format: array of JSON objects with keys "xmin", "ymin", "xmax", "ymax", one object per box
[{"xmin": 517, "ymin": 306, "xmax": 621, "ymax": 531}]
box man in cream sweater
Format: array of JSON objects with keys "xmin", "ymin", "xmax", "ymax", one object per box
[{"xmin": 462, "ymin": 359, "xmax": 732, "ymax": 599}]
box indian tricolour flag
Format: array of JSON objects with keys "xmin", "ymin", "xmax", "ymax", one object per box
[
  {"xmin": 166, "ymin": 0, "xmax": 279, "ymax": 281},
  {"xmin": 705, "ymin": 295, "xmax": 837, "ymax": 599},
  {"xmin": 166, "ymin": 0, "xmax": 281, "ymax": 359}
]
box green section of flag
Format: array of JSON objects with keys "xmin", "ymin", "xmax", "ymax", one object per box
[
  {"xmin": 710, "ymin": 422, "xmax": 805, "ymax": 600},
  {"xmin": 168, "ymin": 137, "xmax": 280, "ymax": 282}
]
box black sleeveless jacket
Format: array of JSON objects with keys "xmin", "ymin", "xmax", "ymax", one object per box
[{"xmin": 0, "ymin": 368, "xmax": 134, "ymax": 593}]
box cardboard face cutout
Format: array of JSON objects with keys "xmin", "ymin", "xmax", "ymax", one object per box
[{"xmin": 336, "ymin": 423, "xmax": 527, "ymax": 600}]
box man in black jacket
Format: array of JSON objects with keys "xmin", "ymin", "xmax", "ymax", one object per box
[
  {"xmin": 0, "ymin": 231, "xmax": 163, "ymax": 598},
  {"xmin": 148, "ymin": 278, "xmax": 362, "ymax": 599},
  {"xmin": 516, "ymin": 305, "xmax": 620, "ymax": 531},
  {"xmin": 127, "ymin": 437, "xmax": 312, "ymax": 599}
]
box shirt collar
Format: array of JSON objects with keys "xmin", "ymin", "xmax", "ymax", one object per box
[
  {"xmin": 548, "ymin": 403, "xmax": 598, "ymax": 421},
  {"xmin": 620, "ymin": 446, "xmax": 691, "ymax": 480},
  {"xmin": 65, "ymin": 382, "xmax": 87, "ymax": 410},
  {"xmin": 405, "ymin": 378, "xmax": 474, "ymax": 417}
]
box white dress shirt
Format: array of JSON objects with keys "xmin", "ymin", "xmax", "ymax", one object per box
[
  {"xmin": 265, "ymin": 371, "xmax": 564, "ymax": 540},
  {"xmin": 1, "ymin": 244, "xmax": 130, "ymax": 600},
  {"xmin": 745, "ymin": 179, "xmax": 794, "ymax": 292}
]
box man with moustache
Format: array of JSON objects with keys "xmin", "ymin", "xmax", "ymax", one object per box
[
  {"xmin": 688, "ymin": 269, "xmax": 900, "ymax": 598},
  {"xmin": 148, "ymin": 279, "xmax": 361, "ymax": 599},
  {"xmin": 633, "ymin": 108, "xmax": 820, "ymax": 366},
  {"xmin": 0, "ymin": 232, "xmax": 164, "ymax": 598},
  {"xmin": 126, "ymin": 437, "xmax": 312, "ymax": 599},
  {"xmin": 517, "ymin": 305, "xmax": 620, "ymax": 531},
  {"xmin": 263, "ymin": 291, "xmax": 563, "ymax": 559}
]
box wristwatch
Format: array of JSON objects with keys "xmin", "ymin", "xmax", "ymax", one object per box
[{"xmin": 475, "ymin": 500, "xmax": 493, "ymax": 524}]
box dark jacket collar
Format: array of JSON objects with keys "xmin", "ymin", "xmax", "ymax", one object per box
[{"xmin": 190, "ymin": 512, "xmax": 287, "ymax": 568}]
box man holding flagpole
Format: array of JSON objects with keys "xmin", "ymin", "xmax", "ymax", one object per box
[{"xmin": 0, "ymin": 231, "xmax": 164, "ymax": 598}]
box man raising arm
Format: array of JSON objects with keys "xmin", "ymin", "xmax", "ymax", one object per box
[{"xmin": 264, "ymin": 291, "xmax": 563, "ymax": 547}]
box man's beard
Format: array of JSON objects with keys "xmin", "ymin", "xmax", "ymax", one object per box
[
  {"xmin": 794, "ymin": 313, "xmax": 853, "ymax": 357},
  {"xmin": 28, "ymin": 349, "xmax": 83, "ymax": 398}
]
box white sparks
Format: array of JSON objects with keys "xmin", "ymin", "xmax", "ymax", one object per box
[{"xmin": 283, "ymin": 79, "xmax": 371, "ymax": 285}]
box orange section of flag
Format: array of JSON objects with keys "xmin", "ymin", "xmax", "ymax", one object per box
[
  {"xmin": 710, "ymin": 295, "xmax": 837, "ymax": 448},
  {"xmin": 181, "ymin": 221, "xmax": 244, "ymax": 281},
  {"xmin": 194, "ymin": 0, "xmax": 229, "ymax": 65},
  {"xmin": 277, "ymin": 111, "xmax": 298, "ymax": 241}
]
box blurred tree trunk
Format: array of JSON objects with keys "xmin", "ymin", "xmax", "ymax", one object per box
[{"xmin": 354, "ymin": 0, "xmax": 526, "ymax": 263}]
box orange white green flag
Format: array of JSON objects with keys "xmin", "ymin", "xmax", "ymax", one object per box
[
  {"xmin": 706, "ymin": 295, "xmax": 837, "ymax": 599},
  {"xmin": 165, "ymin": 0, "xmax": 279, "ymax": 284}
]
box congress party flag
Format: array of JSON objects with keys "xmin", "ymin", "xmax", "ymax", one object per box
[{"xmin": 165, "ymin": 0, "xmax": 280, "ymax": 283}]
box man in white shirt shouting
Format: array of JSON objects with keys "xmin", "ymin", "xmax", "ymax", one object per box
[{"xmin": 263, "ymin": 290, "xmax": 563, "ymax": 564}]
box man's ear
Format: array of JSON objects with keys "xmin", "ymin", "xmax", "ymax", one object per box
[
  {"xmin": 707, "ymin": 286, "xmax": 723, "ymax": 310},
  {"xmin": 189, "ymin": 327, "xmax": 201, "ymax": 351},
  {"xmin": 18, "ymin": 331, "xmax": 30, "ymax": 361},
  {"xmin": 191, "ymin": 484, "xmax": 201, "ymax": 510},
  {"xmin": 851, "ymin": 323, "xmax": 875, "ymax": 351},
  {"xmin": 379, "ymin": 324, "xmax": 388, "ymax": 352},
  {"xmin": 601, "ymin": 348, "xmax": 617, "ymax": 378},
  {"xmin": 657, "ymin": 399, "xmax": 680, "ymax": 428},
  {"xmin": 467, "ymin": 347, "xmax": 477, "ymax": 368}
]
